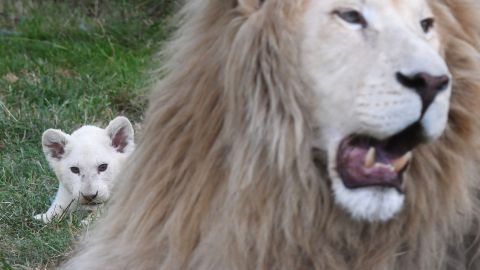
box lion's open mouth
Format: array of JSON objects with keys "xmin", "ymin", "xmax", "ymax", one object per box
[{"xmin": 336, "ymin": 124, "xmax": 424, "ymax": 192}]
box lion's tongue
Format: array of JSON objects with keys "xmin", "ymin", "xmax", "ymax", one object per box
[{"xmin": 337, "ymin": 142, "xmax": 412, "ymax": 191}]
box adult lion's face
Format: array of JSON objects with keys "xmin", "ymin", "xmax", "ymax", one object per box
[{"xmin": 302, "ymin": 0, "xmax": 451, "ymax": 221}]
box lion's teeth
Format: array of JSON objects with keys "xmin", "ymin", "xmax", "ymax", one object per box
[
  {"xmin": 364, "ymin": 147, "xmax": 375, "ymax": 168},
  {"xmin": 392, "ymin": 152, "xmax": 412, "ymax": 172},
  {"xmin": 374, "ymin": 162, "xmax": 395, "ymax": 171}
]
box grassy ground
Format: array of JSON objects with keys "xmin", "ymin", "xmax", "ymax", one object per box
[{"xmin": 0, "ymin": 1, "xmax": 172, "ymax": 268}]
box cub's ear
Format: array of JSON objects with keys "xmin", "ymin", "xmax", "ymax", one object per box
[
  {"xmin": 42, "ymin": 129, "xmax": 70, "ymax": 160},
  {"xmin": 106, "ymin": 116, "xmax": 134, "ymax": 153}
]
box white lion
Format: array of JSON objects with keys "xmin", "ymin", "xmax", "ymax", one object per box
[
  {"xmin": 34, "ymin": 116, "xmax": 134, "ymax": 223},
  {"xmin": 62, "ymin": 0, "xmax": 480, "ymax": 269}
]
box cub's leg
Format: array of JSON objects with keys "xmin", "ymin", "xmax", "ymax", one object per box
[{"xmin": 34, "ymin": 183, "xmax": 75, "ymax": 223}]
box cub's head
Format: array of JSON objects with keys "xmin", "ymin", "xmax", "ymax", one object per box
[
  {"xmin": 301, "ymin": 0, "xmax": 451, "ymax": 221},
  {"xmin": 42, "ymin": 116, "xmax": 134, "ymax": 206}
]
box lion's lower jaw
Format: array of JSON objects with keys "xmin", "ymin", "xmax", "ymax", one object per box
[{"xmin": 331, "ymin": 179, "xmax": 405, "ymax": 222}]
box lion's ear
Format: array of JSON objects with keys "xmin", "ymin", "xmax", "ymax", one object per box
[{"xmin": 237, "ymin": 0, "xmax": 265, "ymax": 13}]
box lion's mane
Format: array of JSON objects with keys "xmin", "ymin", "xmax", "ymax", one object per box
[{"xmin": 63, "ymin": 1, "xmax": 480, "ymax": 269}]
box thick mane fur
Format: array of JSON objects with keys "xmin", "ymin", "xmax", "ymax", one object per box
[{"xmin": 63, "ymin": 0, "xmax": 480, "ymax": 269}]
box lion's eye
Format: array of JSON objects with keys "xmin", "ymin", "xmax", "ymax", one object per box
[
  {"xmin": 334, "ymin": 9, "xmax": 367, "ymax": 28},
  {"xmin": 98, "ymin": 163, "xmax": 108, "ymax": 173},
  {"xmin": 421, "ymin": 18, "xmax": 434, "ymax": 33},
  {"xmin": 70, "ymin": 167, "xmax": 80, "ymax": 174}
]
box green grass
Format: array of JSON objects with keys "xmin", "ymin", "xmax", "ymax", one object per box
[{"xmin": 0, "ymin": 1, "xmax": 171, "ymax": 268}]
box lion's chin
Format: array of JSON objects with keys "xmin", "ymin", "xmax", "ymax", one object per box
[{"xmin": 331, "ymin": 179, "xmax": 406, "ymax": 222}]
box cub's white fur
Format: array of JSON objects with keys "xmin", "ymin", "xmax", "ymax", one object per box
[{"xmin": 34, "ymin": 116, "xmax": 134, "ymax": 223}]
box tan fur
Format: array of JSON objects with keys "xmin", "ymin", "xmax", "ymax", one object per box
[{"xmin": 63, "ymin": 0, "xmax": 480, "ymax": 269}]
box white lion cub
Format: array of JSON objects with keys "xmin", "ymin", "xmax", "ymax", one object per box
[{"xmin": 34, "ymin": 116, "xmax": 134, "ymax": 223}]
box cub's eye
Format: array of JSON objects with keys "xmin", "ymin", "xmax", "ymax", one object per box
[
  {"xmin": 98, "ymin": 163, "xmax": 108, "ymax": 172},
  {"xmin": 334, "ymin": 9, "xmax": 367, "ymax": 28},
  {"xmin": 70, "ymin": 167, "xmax": 80, "ymax": 174},
  {"xmin": 421, "ymin": 18, "xmax": 434, "ymax": 33}
]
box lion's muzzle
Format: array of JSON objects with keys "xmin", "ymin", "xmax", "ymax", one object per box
[{"xmin": 396, "ymin": 71, "xmax": 450, "ymax": 115}]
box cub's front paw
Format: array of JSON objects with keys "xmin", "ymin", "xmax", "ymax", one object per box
[{"xmin": 33, "ymin": 213, "xmax": 59, "ymax": 223}]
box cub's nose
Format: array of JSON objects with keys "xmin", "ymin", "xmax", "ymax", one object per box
[
  {"xmin": 396, "ymin": 72, "xmax": 450, "ymax": 113},
  {"xmin": 81, "ymin": 191, "xmax": 98, "ymax": 202}
]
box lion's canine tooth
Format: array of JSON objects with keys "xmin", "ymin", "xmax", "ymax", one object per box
[
  {"xmin": 392, "ymin": 152, "xmax": 412, "ymax": 172},
  {"xmin": 364, "ymin": 147, "xmax": 375, "ymax": 168}
]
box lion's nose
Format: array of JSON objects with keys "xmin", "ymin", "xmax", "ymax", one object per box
[
  {"xmin": 81, "ymin": 191, "xmax": 98, "ymax": 202},
  {"xmin": 396, "ymin": 72, "xmax": 450, "ymax": 114}
]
